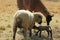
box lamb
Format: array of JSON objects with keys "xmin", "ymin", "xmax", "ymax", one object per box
[
  {"xmin": 33, "ymin": 25, "xmax": 52, "ymax": 38},
  {"xmin": 13, "ymin": 10, "xmax": 42, "ymax": 40}
]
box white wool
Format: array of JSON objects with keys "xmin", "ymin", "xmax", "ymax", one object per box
[
  {"xmin": 13, "ymin": 10, "xmax": 42, "ymax": 40},
  {"xmin": 13, "ymin": 10, "xmax": 33, "ymax": 18},
  {"xmin": 13, "ymin": 10, "xmax": 34, "ymax": 28}
]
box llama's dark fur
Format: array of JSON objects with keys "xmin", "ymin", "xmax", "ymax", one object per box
[{"xmin": 33, "ymin": 25, "xmax": 52, "ymax": 38}]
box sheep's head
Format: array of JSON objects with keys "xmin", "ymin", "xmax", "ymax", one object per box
[{"xmin": 34, "ymin": 13, "xmax": 42, "ymax": 24}]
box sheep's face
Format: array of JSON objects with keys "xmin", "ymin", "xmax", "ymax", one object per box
[
  {"xmin": 34, "ymin": 13, "xmax": 42, "ymax": 24},
  {"xmin": 38, "ymin": 17, "xmax": 42, "ymax": 24},
  {"xmin": 36, "ymin": 15, "xmax": 42, "ymax": 24}
]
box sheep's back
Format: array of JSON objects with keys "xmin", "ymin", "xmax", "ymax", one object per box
[{"xmin": 14, "ymin": 10, "xmax": 34, "ymax": 28}]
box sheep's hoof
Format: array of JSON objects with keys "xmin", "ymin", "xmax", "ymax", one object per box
[
  {"xmin": 21, "ymin": 39, "xmax": 24, "ymax": 40},
  {"xmin": 39, "ymin": 35, "xmax": 41, "ymax": 37},
  {"xmin": 23, "ymin": 37, "xmax": 31, "ymax": 40},
  {"xmin": 35, "ymin": 33, "xmax": 38, "ymax": 36}
]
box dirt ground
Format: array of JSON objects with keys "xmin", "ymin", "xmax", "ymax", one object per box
[{"xmin": 0, "ymin": 0, "xmax": 60, "ymax": 40}]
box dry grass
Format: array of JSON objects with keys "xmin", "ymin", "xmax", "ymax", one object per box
[{"xmin": 0, "ymin": 0, "xmax": 60, "ymax": 40}]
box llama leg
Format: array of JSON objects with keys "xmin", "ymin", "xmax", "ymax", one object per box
[{"xmin": 13, "ymin": 26, "xmax": 17, "ymax": 40}]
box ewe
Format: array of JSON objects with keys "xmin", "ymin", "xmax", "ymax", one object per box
[{"xmin": 13, "ymin": 10, "xmax": 42, "ymax": 40}]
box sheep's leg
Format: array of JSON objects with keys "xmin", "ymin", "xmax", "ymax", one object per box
[
  {"xmin": 29, "ymin": 29, "xmax": 32, "ymax": 37},
  {"xmin": 39, "ymin": 31, "xmax": 42, "ymax": 37},
  {"xmin": 13, "ymin": 26, "xmax": 17, "ymax": 40},
  {"xmin": 23, "ymin": 28, "xmax": 28, "ymax": 40}
]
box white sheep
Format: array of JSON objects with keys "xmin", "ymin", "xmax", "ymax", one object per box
[{"xmin": 13, "ymin": 10, "xmax": 42, "ymax": 40}]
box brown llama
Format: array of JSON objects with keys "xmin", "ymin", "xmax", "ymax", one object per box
[{"xmin": 17, "ymin": 0, "xmax": 54, "ymax": 25}]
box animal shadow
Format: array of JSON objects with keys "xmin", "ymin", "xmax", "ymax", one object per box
[
  {"xmin": 17, "ymin": 30, "xmax": 53, "ymax": 40},
  {"xmin": 31, "ymin": 34, "xmax": 53, "ymax": 40}
]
